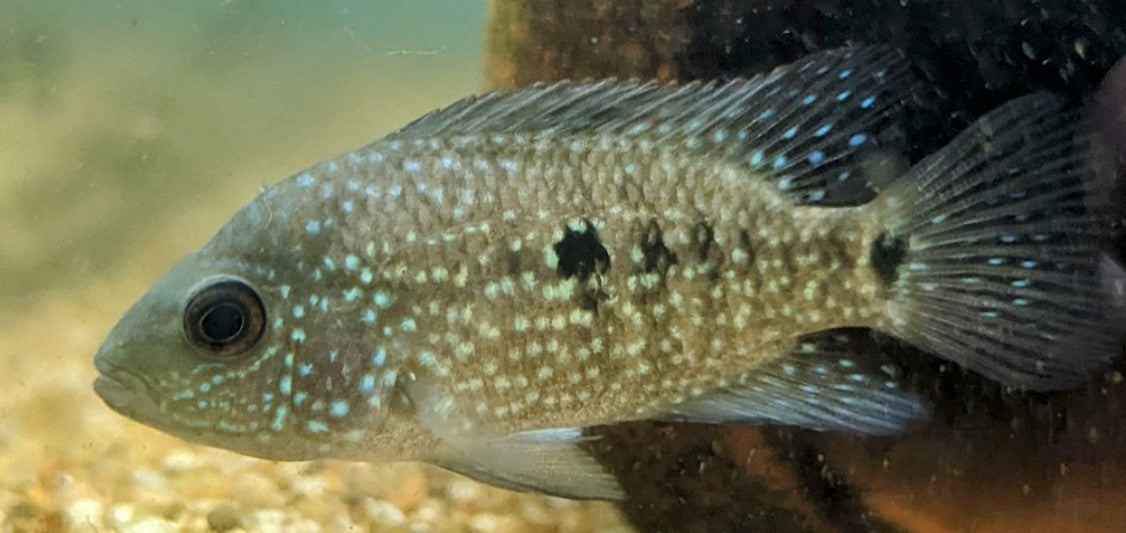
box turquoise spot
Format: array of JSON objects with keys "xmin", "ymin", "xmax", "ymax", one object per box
[
  {"xmin": 343, "ymin": 287, "xmax": 363, "ymax": 303},
  {"xmin": 330, "ymin": 400, "xmax": 350, "ymax": 418},
  {"xmin": 772, "ymin": 155, "xmax": 788, "ymax": 170},
  {"xmin": 344, "ymin": 254, "xmax": 360, "ymax": 270},
  {"xmin": 323, "ymin": 257, "xmax": 336, "ymax": 271},
  {"xmin": 298, "ymin": 363, "xmax": 313, "ymax": 377},
  {"xmin": 279, "ymin": 376, "xmax": 293, "ymax": 396},
  {"xmin": 294, "ymin": 392, "xmax": 308, "ymax": 406},
  {"xmin": 360, "ymin": 268, "xmax": 374, "ymax": 285},
  {"xmin": 801, "ymin": 94, "xmax": 817, "ymax": 105},
  {"xmin": 808, "ymin": 150, "xmax": 825, "ymax": 165},
  {"xmin": 172, "ymin": 390, "xmax": 194, "ymax": 401},
  {"xmin": 360, "ymin": 374, "xmax": 376, "ymax": 392},
  {"xmin": 1013, "ymin": 298, "xmax": 1031, "ymax": 307},
  {"xmin": 839, "ymin": 68, "xmax": 853, "ymax": 79},
  {"xmin": 211, "ymin": 375, "xmax": 224, "ymax": 385},
  {"xmin": 280, "ymin": 285, "xmax": 291, "ymax": 299},
  {"xmin": 199, "ymin": 382, "xmax": 211, "ymax": 393},
  {"xmin": 293, "ymin": 305, "xmax": 305, "ymax": 319},
  {"xmin": 291, "ymin": 328, "xmax": 306, "ymax": 343},
  {"xmin": 781, "ymin": 126, "xmax": 798, "ymax": 140},
  {"xmin": 373, "ymin": 291, "xmax": 393, "ymax": 308},
  {"xmin": 1022, "ymin": 260, "xmax": 1038, "ymax": 269},
  {"xmin": 341, "ymin": 200, "xmax": 355, "ymax": 214},
  {"xmin": 262, "ymin": 393, "xmax": 274, "ymax": 403},
  {"xmin": 814, "ymin": 124, "xmax": 832, "ymax": 137},
  {"xmin": 307, "ymin": 420, "xmax": 329, "ymax": 433},
  {"xmin": 750, "ymin": 151, "xmax": 766, "ymax": 167},
  {"xmin": 861, "ymin": 95, "xmax": 876, "ymax": 109},
  {"xmin": 271, "ymin": 406, "xmax": 288, "ymax": 431},
  {"xmin": 373, "ymin": 348, "xmax": 387, "ymax": 368},
  {"xmin": 848, "ymin": 133, "xmax": 868, "ymax": 147},
  {"xmin": 272, "ymin": 317, "xmax": 284, "ymax": 331},
  {"xmin": 305, "ymin": 220, "xmax": 321, "ymax": 234},
  {"xmin": 836, "ymin": 90, "xmax": 852, "ymax": 101},
  {"xmin": 362, "ymin": 309, "xmax": 377, "ymax": 325},
  {"xmin": 296, "ymin": 173, "xmax": 315, "ymax": 187}
]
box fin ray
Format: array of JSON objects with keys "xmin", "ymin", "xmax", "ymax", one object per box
[
  {"xmin": 875, "ymin": 93, "xmax": 1121, "ymax": 390},
  {"xmin": 657, "ymin": 331, "xmax": 926, "ymax": 435},
  {"xmin": 407, "ymin": 378, "xmax": 622, "ymax": 500},
  {"xmin": 390, "ymin": 46, "xmax": 915, "ymax": 205}
]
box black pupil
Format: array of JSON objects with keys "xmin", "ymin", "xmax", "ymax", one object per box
[{"xmin": 200, "ymin": 302, "xmax": 245, "ymax": 342}]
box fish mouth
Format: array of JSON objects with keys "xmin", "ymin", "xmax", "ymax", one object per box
[{"xmin": 93, "ymin": 369, "xmax": 161, "ymax": 421}]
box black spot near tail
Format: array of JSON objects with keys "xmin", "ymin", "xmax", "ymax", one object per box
[
  {"xmin": 554, "ymin": 220, "xmax": 610, "ymax": 282},
  {"xmin": 870, "ymin": 232, "xmax": 906, "ymax": 286}
]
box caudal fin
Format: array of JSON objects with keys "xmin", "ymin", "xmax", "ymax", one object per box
[{"xmin": 873, "ymin": 93, "xmax": 1121, "ymax": 391}]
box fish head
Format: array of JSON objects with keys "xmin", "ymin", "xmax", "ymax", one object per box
[{"xmin": 94, "ymin": 174, "xmax": 413, "ymax": 461}]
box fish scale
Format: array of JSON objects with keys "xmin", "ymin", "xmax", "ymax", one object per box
[{"xmin": 94, "ymin": 46, "xmax": 1121, "ymax": 500}]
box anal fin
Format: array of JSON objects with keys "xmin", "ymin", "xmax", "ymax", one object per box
[{"xmin": 658, "ymin": 331, "xmax": 927, "ymax": 435}]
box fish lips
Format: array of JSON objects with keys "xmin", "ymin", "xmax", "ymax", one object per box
[{"xmin": 93, "ymin": 359, "xmax": 162, "ymax": 422}]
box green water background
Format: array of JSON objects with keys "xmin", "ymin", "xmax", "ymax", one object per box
[{"xmin": 0, "ymin": 1, "xmax": 486, "ymax": 310}]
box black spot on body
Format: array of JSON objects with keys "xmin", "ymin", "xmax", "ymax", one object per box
[
  {"xmin": 871, "ymin": 232, "xmax": 907, "ymax": 286},
  {"xmin": 738, "ymin": 229, "xmax": 756, "ymax": 266},
  {"xmin": 640, "ymin": 219, "xmax": 677, "ymax": 274},
  {"xmin": 554, "ymin": 220, "xmax": 610, "ymax": 281},
  {"xmin": 504, "ymin": 249, "xmax": 522, "ymax": 275},
  {"xmin": 691, "ymin": 221, "xmax": 715, "ymax": 262}
]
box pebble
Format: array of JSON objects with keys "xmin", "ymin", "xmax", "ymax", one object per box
[
  {"xmin": 363, "ymin": 499, "xmax": 408, "ymax": 527},
  {"xmin": 206, "ymin": 503, "xmax": 241, "ymax": 532}
]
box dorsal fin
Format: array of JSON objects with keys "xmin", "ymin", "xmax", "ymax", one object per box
[{"xmin": 388, "ymin": 46, "xmax": 915, "ymax": 206}]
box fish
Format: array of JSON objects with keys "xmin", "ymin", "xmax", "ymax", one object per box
[{"xmin": 93, "ymin": 46, "xmax": 1123, "ymax": 500}]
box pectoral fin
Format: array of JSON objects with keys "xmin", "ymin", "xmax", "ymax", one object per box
[
  {"xmin": 407, "ymin": 379, "xmax": 622, "ymax": 500},
  {"xmin": 432, "ymin": 427, "xmax": 623, "ymax": 500}
]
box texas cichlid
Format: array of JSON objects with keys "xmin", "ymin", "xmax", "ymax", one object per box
[{"xmin": 93, "ymin": 46, "xmax": 1123, "ymax": 500}]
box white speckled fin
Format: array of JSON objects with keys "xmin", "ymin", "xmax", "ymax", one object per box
[
  {"xmin": 388, "ymin": 46, "xmax": 915, "ymax": 206},
  {"xmin": 432, "ymin": 428, "xmax": 623, "ymax": 500},
  {"xmin": 657, "ymin": 332, "xmax": 926, "ymax": 435},
  {"xmin": 407, "ymin": 379, "xmax": 622, "ymax": 499},
  {"xmin": 873, "ymin": 93, "xmax": 1121, "ymax": 391}
]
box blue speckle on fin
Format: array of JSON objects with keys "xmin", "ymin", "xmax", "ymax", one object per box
[
  {"xmin": 874, "ymin": 93, "xmax": 1121, "ymax": 391},
  {"xmin": 656, "ymin": 332, "xmax": 926, "ymax": 435},
  {"xmin": 386, "ymin": 46, "xmax": 912, "ymax": 208}
]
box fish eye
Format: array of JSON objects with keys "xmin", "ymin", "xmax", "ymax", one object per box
[{"xmin": 183, "ymin": 278, "xmax": 266, "ymax": 357}]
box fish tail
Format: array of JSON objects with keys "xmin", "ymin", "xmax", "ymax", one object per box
[{"xmin": 871, "ymin": 93, "xmax": 1122, "ymax": 391}]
